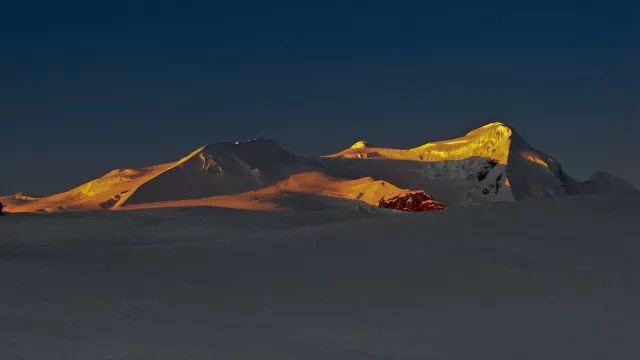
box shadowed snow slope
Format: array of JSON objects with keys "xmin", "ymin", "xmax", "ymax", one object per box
[
  {"xmin": 119, "ymin": 171, "xmax": 432, "ymax": 212},
  {"xmin": 3, "ymin": 139, "xmax": 301, "ymax": 213},
  {"xmin": 2, "ymin": 123, "xmax": 636, "ymax": 212},
  {"xmin": 1, "ymin": 194, "xmax": 639, "ymax": 359},
  {"xmin": 123, "ymin": 138, "xmax": 298, "ymax": 205},
  {"xmin": 319, "ymin": 122, "xmax": 637, "ymax": 206}
]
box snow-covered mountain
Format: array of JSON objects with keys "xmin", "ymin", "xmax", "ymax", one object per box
[
  {"xmin": 318, "ymin": 122, "xmax": 636, "ymax": 206},
  {"xmin": 1, "ymin": 139, "xmax": 299, "ymax": 212},
  {"xmin": 2, "ymin": 122, "xmax": 635, "ymax": 213},
  {"xmin": 123, "ymin": 139, "xmax": 299, "ymax": 206}
]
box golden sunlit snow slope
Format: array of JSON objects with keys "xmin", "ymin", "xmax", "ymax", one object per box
[
  {"xmin": 118, "ymin": 171, "xmax": 423, "ymax": 211},
  {"xmin": 326, "ymin": 122, "xmax": 512, "ymax": 164},
  {"xmin": 3, "ymin": 162, "xmax": 428, "ymax": 213},
  {"xmin": 3, "ymin": 139, "xmax": 293, "ymax": 213},
  {"xmin": 5, "ymin": 122, "xmax": 625, "ymax": 213},
  {"xmin": 3, "ymin": 163, "xmax": 175, "ymax": 213}
]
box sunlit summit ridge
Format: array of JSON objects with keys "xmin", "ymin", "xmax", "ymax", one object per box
[{"xmin": 1, "ymin": 122, "xmax": 635, "ymax": 213}]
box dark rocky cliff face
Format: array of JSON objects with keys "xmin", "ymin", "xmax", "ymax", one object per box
[{"xmin": 378, "ymin": 192, "xmax": 445, "ymax": 212}]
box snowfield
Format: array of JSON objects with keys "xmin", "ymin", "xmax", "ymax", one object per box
[{"xmin": 2, "ymin": 194, "xmax": 639, "ymax": 359}]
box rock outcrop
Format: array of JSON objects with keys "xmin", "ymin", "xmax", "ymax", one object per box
[{"xmin": 378, "ymin": 192, "xmax": 446, "ymax": 212}]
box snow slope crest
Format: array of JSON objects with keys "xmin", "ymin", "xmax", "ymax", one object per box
[{"xmin": 326, "ymin": 122, "xmax": 512, "ymax": 163}]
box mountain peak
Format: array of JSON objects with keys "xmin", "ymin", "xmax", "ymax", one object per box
[
  {"xmin": 198, "ymin": 137, "xmax": 280, "ymax": 150},
  {"xmin": 5, "ymin": 121, "xmax": 636, "ymax": 213},
  {"xmin": 462, "ymin": 121, "xmax": 512, "ymax": 138},
  {"xmin": 178, "ymin": 138, "xmax": 291, "ymax": 164},
  {"xmin": 350, "ymin": 140, "xmax": 370, "ymax": 150},
  {"xmin": 327, "ymin": 121, "xmax": 513, "ymax": 163}
]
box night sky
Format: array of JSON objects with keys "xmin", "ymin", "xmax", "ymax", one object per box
[{"xmin": 1, "ymin": 0, "xmax": 638, "ymax": 195}]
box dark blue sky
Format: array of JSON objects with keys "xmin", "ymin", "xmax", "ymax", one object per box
[{"xmin": 1, "ymin": 0, "xmax": 638, "ymax": 195}]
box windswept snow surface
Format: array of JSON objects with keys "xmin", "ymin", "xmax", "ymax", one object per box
[{"xmin": 2, "ymin": 194, "xmax": 640, "ymax": 359}]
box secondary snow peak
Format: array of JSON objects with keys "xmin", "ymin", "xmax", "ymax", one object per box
[{"xmin": 350, "ymin": 141, "xmax": 370, "ymax": 150}]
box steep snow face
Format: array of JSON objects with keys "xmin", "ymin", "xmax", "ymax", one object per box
[
  {"xmin": 506, "ymin": 131, "xmax": 573, "ymax": 199},
  {"xmin": 315, "ymin": 157, "xmax": 513, "ymax": 207},
  {"xmin": 503, "ymin": 130, "xmax": 638, "ymax": 199},
  {"xmin": 3, "ymin": 139, "xmax": 299, "ymax": 213},
  {"xmin": 320, "ymin": 122, "xmax": 636, "ymax": 206},
  {"xmin": 123, "ymin": 139, "xmax": 298, "ymax": 205},
  {"xmin": 3, "ymin": 122, "xmax": 635, "ymax": 213},
  {"xmin": 319, "ymin": 123, "xmax": 516, "ymax": 206}
]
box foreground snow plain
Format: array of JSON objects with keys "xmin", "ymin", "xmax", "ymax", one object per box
[{"xmin": 1, "ymin": 194, "xmax": 639, "ymax": 359}]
